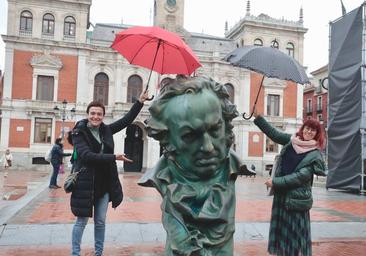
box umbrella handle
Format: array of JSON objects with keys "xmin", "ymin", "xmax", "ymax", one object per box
[
  {"xmin": 146, "ymin": 95, "xmax": 154, "ymax": 101},
  {"xmin": 143, "ymin": 86, "xmax": 154, "ymax": 101},
  {"xmin": 242, "ymin": 112, "xmax": 254, "ymax": 120},
  {"xmin": 242, "ymin": 75, "xmax": 265, "ymax": 120}
]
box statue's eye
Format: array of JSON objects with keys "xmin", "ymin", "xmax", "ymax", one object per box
[
  {"xmin": 209, "ymin": 123, "xmax": 223, "ymax": 137},
  {"xmin": 182, "ymin": 131, "xmax": 196, "ymax": 143}
]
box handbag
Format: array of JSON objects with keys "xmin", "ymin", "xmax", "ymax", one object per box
[
  {"xmin": 64, "ymin": 171, "xmax": 79, "ymax": 193},
  {"xmin": 58, "ymin": 164, "xmax": 64, "ymax": 174},
  {"xmin": 64, "ymin": 146, "xmax": 84, "ymax": 193}
]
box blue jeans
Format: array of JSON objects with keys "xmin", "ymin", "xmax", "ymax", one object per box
[
  {"xmin": 71, "ymin": 193, "xmax": 109, "ymax": 256},
  {"xmin": 49, "ymin": 163, "xmax": 60, "ymax": 186}
]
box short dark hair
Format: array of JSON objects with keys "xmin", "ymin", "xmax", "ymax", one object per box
[
  {"xmin": 66, "ymin": 131, "xmax": 73, "ymax": 145},
  {"xmin": 86, "ymin": 101, "xmax": 105, "ymax": 115},
  {"xmin": 55, "ymin": 138, "xmax": 62, "ymax": 144}
]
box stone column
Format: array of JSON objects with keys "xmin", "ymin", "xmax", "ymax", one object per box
[{"xmin": 76, "ymin": 51, "xmax": 89, "ymax": 106}]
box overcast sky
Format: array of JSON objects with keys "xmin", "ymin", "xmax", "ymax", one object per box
[{"xmin": 0, "ymin": 0, "xmax": 365, "ymax": 73}]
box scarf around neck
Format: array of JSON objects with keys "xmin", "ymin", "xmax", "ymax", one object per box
[{"xmin": 291, "ymin": 135, "xmax": 318, "ymax": 154}]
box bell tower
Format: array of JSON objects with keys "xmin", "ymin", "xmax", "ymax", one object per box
[{"xmin": 153, "ymin": 0, "xmax": 185, "ymax": 33}]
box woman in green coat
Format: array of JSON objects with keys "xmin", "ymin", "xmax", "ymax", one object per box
[{"xmin": 253, "ymin": 114, "xmax": 327, "ymax": 256}]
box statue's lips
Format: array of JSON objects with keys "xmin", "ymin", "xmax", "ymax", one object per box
[{"xmin": 195, "ymin": 158, "xmax": 219, "ymax": 166}]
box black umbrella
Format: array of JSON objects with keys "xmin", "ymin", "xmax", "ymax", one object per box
[{"xmin": 223, "ymin": 46, "xmax": 309, "ymax": 119}]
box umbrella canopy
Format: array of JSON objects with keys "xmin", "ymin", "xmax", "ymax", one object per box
[
  {"xmin": 111, "ymin": 26, "xmax": 201, "ymax": 76},
  {"xmin": 224, "ymin": 46, "xmax": 309, "ymax": 84},
  {"xmin": 223, "ymin": 46, "xmax": 309, "ymax": 119}
]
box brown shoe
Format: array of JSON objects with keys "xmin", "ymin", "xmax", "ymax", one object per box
[
  {"xmin": 49, "ymin": 185, "xmax": 58, "ymax": 189},
  {"xmin": 55, "ymin": 185, "xmax": 61, "ymax": 188}
]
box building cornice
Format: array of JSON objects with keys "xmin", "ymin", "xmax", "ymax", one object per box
[
  {"xmin": 226, "ymin": 14, "xmax": 307, "ymax": 38},
  {"xmin": 1, "ymin": 34, "xmax": 116, "ymax": 54}
]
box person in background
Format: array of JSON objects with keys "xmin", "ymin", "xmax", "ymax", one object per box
[
  {"xmin": 2, "ymin": 149, "xmax": 13, "ymax": 178},
  {"xmin": 253, "ymin": 112, "xmax": 326, "ymax": 256},
  {"xmin": 49, "ymin": 138, "xmax": 71, "ymax": 189},
  {"xmin": 70, "ymin": 90, "xmax": 149, "ymax": 256}
]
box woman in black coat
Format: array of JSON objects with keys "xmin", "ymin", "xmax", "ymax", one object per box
[{"xmin": 70, "ymin": 91, "xmax": 149, "ymax": 256}]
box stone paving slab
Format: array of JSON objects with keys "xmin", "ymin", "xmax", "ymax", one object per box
[
  {"xmin": 1, "ymin": 171, "xmax": 366, "ymax": 255},
  {"xmin": 0, "ymin": 222, "xmax": 365, "ymax": 246},
  {"xmin": 1, "ymin": 240, "xmax": 366, "ymax": 256},
  {"xmin": 3, "ymin": 174, "xmax": 366, "ymax": 225}
]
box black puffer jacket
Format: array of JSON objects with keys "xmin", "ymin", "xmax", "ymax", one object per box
[{"xmin": 70, "ymin": 101, "xmax": 143, "ymax": 217}]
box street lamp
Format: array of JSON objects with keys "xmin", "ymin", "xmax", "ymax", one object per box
[{"xmin": 54, "ymin": 99, "xmax": 76, "ymax": 139}]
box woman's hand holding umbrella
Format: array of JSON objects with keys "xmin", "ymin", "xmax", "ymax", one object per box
[
  {"xmin": 253, "ymin": 108, "xmax": 259, "ymax": 118},
  {"xmin": 138, "ymin": 90, "xmax": 151, "ymax": 103}
]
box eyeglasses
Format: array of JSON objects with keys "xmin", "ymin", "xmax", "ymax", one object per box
[{"xmin": 303, "ymin": 126, "xmax": 317, "ymax": 133}]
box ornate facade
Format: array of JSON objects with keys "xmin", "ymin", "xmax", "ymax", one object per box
[{"xmin": 1, "ymin": 0, "xmax": 306, "ymax": 174}]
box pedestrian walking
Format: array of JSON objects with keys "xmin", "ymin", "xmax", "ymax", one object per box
[
  {"xmin": 2, "ymin": 149, "xmax": 13, "ymax": 177},
  {"xmin": 70, "ymin": 90, "xmax": 149, "ymax": 256},
  {"xmin": 49, "ymin": 138, "xmax": 71, "ymax": 189},
  {"xmin": 253, "ymin": 112, "xmax": 327, "ymax": 256}
]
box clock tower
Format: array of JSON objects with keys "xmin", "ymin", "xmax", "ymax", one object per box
[{"xmin": 153, "ymin": 0, "xmax": 185, "ymax": 33}]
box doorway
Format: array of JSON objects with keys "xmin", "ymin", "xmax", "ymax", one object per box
[{"xmin": 123, "ymin": 124, "xmax": 143, "ymax": 172}]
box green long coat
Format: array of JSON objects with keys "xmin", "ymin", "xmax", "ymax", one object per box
[{"xmin": 254, "ymin": 116, "xmax": 326, "ymax": 256}]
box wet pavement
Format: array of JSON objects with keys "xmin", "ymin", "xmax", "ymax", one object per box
[{"xmin": 0, "ymin": 169, "xmax": 365, "ymax": 255}]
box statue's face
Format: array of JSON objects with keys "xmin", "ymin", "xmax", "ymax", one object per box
[{"xmin": 164, "ymin": 89, "xmax": 228, "ymax": 179}]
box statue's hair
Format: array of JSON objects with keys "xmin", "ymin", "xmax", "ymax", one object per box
[{"xmin": 146, "ymin": 76, "xmax": 239, "ymax": 156}]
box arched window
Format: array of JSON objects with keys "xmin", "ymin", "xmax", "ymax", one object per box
[
  {"xmin": 225, "ymin": 83, "xmax": 235, "ymax": 103},
  {"xmin": 271, "ymin": 39, "xmax": 279, "ymax": 49},
  {"xmin": 254, "ymin": 38, "xmax": 263, "ymax": 46},
  {"xmin": 20, "ymin": 10, "xmax": 32, "ymax": 32},
  {"xmin": 42, "ymin": 13, "xmax": 55, "ymax": 34},
  {"xmin": 94, "ymin": 72, "xmax": 109, "ymax": 105},
  {"xmin": 64, "ymin": 16, "xmax": 76, "ymax": 36},
  {"xmin": 286, "ymin": 42, "xmax": 295, "ymax": 57},
  {"xmin": 127, "ymin": 75, "xmax": 143, "ymax": 103}
]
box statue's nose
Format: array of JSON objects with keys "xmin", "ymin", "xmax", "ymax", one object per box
[{"xmin": 200, "ymin": 133, "xmax": 214, "ymax": 152}]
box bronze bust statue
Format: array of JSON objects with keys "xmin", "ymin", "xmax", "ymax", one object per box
[{"xmin": 139, "ymin": 76, "xmax": 241, "ymax": 255}]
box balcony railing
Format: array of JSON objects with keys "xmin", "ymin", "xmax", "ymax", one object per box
[
  {"xmin": 63, "ymin": 35, "xmax": 75, "ymax": 42},
  {"xmin": 41, "ymin": 33, "xmax": 54, "ymax": 40},
  {"xmin": 19, "ymin": 30, "xmax": 32, "ymax": 37}
]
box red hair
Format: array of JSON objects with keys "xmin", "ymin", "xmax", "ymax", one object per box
[{"xmin": 296, "ymin": 118, "xmax": 325, "ymax": 149}]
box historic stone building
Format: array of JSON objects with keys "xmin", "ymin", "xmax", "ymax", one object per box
[
  {"xmin": 0, "ymin": 0, "xmax": 306, "ymax": 174},
  {"xmin": 304, "ymin": 65, "xmax": 328, "ymax": 128}
]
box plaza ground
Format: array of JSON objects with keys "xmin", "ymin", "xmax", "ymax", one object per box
[{"xmin": 0, "ymin": 169, "xmax": 365, "ymax": 255}]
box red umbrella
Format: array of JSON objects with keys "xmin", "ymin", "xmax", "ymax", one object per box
[{"xmin": 111, "ymin": 26, "xmax": 201, "ymax": 93}]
